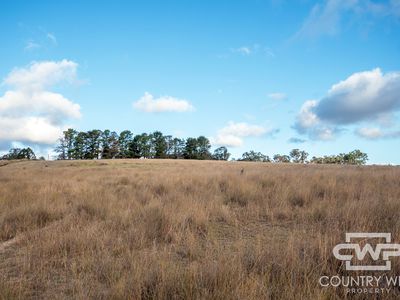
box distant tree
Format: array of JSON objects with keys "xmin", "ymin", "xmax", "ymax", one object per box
[
  {"xmin": 55, "ymin": 128, "xmax": 78, "ymax": 160},
  {"xmin": 196, "ymin": 136, "xmax": 212, "ymax": 160},
  {"xmin": 101, "ymin": 130, "xmax": 119, "ymax": 159},
  {"xmin": 289, "ymin": 149, "xmax": 301, "ymax": 163},
  {"xmin": 2, "ymin": 147, "xmax": 36, "ymax": 160},
  {"xmin": 273, "ymin": 154, "xmax": 290, "ymax": 163},
  {"xmin": 84, "ymin": 130, "xmax": 103, "ymax": 159},
  {"xmin": 309, "ymin": 150, "xmax": 368, "ymax": 165},
  {"xmin": 310, "ymin": 156, "xmax": 323, "ymax": 164},
  {"xmin": 130, "ymin": 133, "xmax": 152, "ymax": 158},
  {"xmin": 168, "ymin": 137, "xmax": 185, "ymax": 159},
  {"xmin": 299, "ymin": 150, "xmax": 309, "ymax": 163},
  {"xmin": 55, "ymin": 137, "xmax": 67, "ymax": 160},
  {"xmin": 151, "ymin": 131, "xmax": 167, "ymax": 158},
  {"xmin": 183, "ymin": 136, "xmax": 211, "ymax": 160},
  {"xmin": 118, "ymin": 130, "xmax": 133, "ymax": 158},
  {"xmin": 213, "ymin": 146, "xmax": 231, "ymax": 161},
  {"xmin": 73, "ymin": 131, "xmax": 87, "ymax": 159},
  {"xmin": 344, "ymin": 149, "xmax": 368, "ymax": 165},
  {"xmin": 184, "ymin": 137, "xmax": 198, "ymax": 159},
  {"xmin": 290, "ymin": 149, "xmax": 309, "ymax": 163},
  {"xmin": 240, "ymin": 151, "xmax": 269, "ymax": 162}
]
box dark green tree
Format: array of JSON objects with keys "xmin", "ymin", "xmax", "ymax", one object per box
[
  {"xmin": 196, "ymin": 136, "xmax": 211, "ymax": 160},
  {"xmin": 212, "ymin": 146, "xmax": 231, "ymax": 161},
  {"xmin": 289, "ymin": 149, "xmax": 301, "ymax": 163},
  {"xmin": 72, "ymin": 131, "xmax": 87, "ymax": 159},
  {"xmin": 118, "ymin": 130, "xmax": 133, "ymax": 158},
  {"xmin": 101, "ymin": 130, "xmax": 119, "ymax": 159},
  {"xmin": 2, "ymin": 148, "xmax": 36, "ymax": 160},
  {"xmin": 55, "ymin": 128, "xmax": 77, "ymax": 160},
  {"xmin": 240, "ymin": 151, "xmax": 269, "ymax": 162},
  {"xmin": 344, "ymin": 149, "xmax": 368, "ymax": 165},
  {"xmin": 151, "ymin": 131, "xmax": 167, "ymax": 158},
  {"xmin": 273, "ymin": 154, "xmax": 290, "ymax": 163},
  {"xmin": 168, "ymin": 137, "xmax": 185, "ymax": 159},
  {"xmin": 184, "ymin": 137, "xmax": 198, "ymax": 159},
  {"xmin": 130, "ymin": 133, "xmax": 152, "ymax": 158},
  {"xmin": 84, "ymin": 130, "xmax": 103, "ymax": 159},
  {"xmin": 290, "ymin": 149, "xmax": 309, "ymax": 163}
]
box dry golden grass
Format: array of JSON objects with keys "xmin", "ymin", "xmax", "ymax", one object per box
[{"xmin": 0, "ymin": 159, "xmax": 400, "ymax": 299}]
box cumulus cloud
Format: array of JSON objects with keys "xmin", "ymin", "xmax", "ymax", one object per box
[
  {"xmin": 211, "ymin": 134, "xmax": 244, "ymax": 147},
  {"xmin": 0, "ymin": 116, "xmax": 63, "ymax": 145},
  {"xmin": 211, "ymin": 121, "xmax": 277, "ymax": 147},
  {"xmin": 316, "ymin": 68, "xmax": 400, "ymax": 124},
  {"xmin": 294, "ymin": 100, "xmax": 319, "ymax": 133},
  {"xmin": 355, "ymin": 127, "xmax": 400, "ymax": 140},
  {"xmin": 0, "ymin": 60, "xmax": 81, "ymax": 149},
  {"xmin": 5, "ymin": 59, "xmax": 78, "ymax": 90},
  {"xmin": 293, "ymin": 68, "xmax": 400, "ymax": 140},
  {"xmin": 133, "ymin": 92, "xmax": 194, "ymax": 113}
]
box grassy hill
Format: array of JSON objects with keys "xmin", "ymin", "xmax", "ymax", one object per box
[{"xmin": 1, "ymin": 160, "xmax": 399, "ymax": 299}]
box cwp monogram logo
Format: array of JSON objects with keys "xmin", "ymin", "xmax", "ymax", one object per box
[{"xmin": 333, "ymin": 233, "xmax": 400, "ymax": 271}]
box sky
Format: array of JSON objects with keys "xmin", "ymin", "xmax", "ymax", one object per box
[{"xmin": 0, "ymin": 0, "xmax": 400, "ymax": 164}]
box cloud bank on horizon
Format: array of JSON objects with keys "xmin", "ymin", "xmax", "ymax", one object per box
[
  {"xmin": 0, "ymin": 60, "xmax": 81, "ymax": 148},
  {"xmin": 210, "ymin": 121, "xmax": 278, "ymax": 147},
  {"xmin": 294, "ymin": 68, "xmax": 400, "ymax": 141}
]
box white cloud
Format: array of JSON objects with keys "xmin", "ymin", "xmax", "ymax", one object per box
[
  {"xmin": 218, "ymin": 122, "xmax": 267, "ymax": 137},
  {"xmin": 0, "ymin": 116, "xmax": 63, "ymax": 145},
  {"xmin": 211, "ymin": 121, "xmax": 276, "ymax": 147},
  {"xmin": 355, "ymin": 127, "xmax": 400, "ymax": 140},
  {"xmin": 316, "ymin": 68, "xmax": 400, "ymax": 124},
  {"xmin": 0, "ymin": 60, "xmax": 81, "ymax": 149},
  {"xmin": 355, "ymin": 127, "xmax": 383, "ymax": 139},
  {"xmin": 294, "ymin": 100, "xmax": 319, "ymax": 132},
  {"xmin": 0, "ymin": 90, "xmax": 80, "ymax": 121},
  {"xmin": 5, "ymin": 59, "xmax": 78, "ymax": 91},
  {"xmin": 293, "ymin": 68, "xmax": 400, "ymax": 140},
  {"xmin": 211, "ymin": 134, "xmax": 244, "ymax": 147},
  {"xmin": 133, "ymin": 92, "xmax": 194, "ymax": 113},
  {"xmin": 268, "ymin": 92, "xmax": 287, "ymax": 101}
]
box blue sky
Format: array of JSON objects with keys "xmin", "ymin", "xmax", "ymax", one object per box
[{"xmin": 1, "ymin": 0, "xmax": 400, "ymax": 163}]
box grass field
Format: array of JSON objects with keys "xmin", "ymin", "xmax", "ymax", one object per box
[{"xmin": 1, "ymin": 159, "xmax": 400, "ymax": 299}]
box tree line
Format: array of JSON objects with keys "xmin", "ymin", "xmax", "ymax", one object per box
[
  {"xmin": 53, "ymin": 129, "xmax": 229, "ymax": 160},
  {"xmin": 1, "ymin": 147, "xmax": 37, "ymax": 160},
  {"xmin": 0, "ymin": 128, "xmax": 368, "ymax": 165},
  {"xmin": 236, "ymin": 148, "xmax": 368, "ymax": 165}
]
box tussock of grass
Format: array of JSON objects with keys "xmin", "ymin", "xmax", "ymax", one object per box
[{"xmin": 0, "ymin": 159, "xmax": 399, "ymax": 299}]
